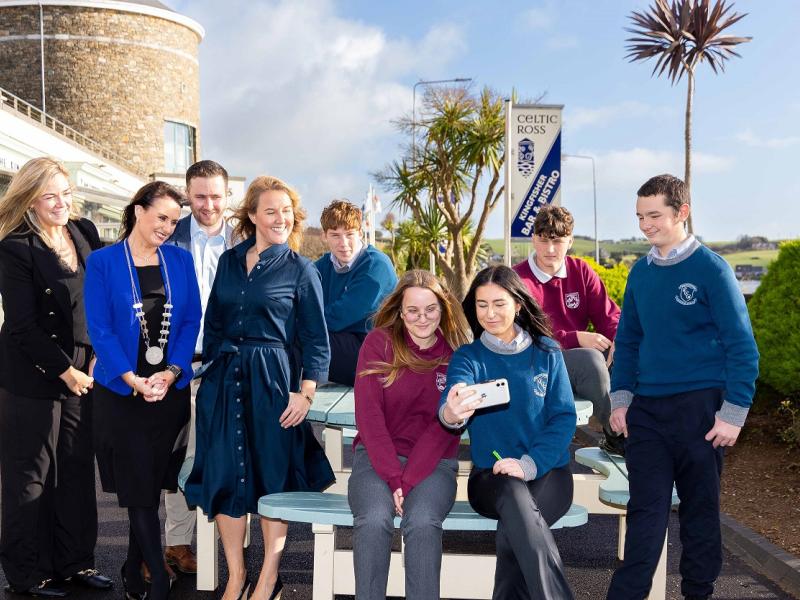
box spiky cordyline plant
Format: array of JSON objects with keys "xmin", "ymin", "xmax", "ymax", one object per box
[{"xmin": 626, "ymin": 0, "xmax": 751, "ymax": 233}]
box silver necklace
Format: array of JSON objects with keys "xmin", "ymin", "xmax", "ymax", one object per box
[{"xmin": 124, "ymin": 239, "xmax": 173, "ymax": 365}]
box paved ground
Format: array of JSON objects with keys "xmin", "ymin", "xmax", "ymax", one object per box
[{"xmin": 1, "ymin": 437, "xmax": 794, "ymax": 599}]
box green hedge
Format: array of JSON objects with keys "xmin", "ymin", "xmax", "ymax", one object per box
[
  {"xmin": 748, "ymin": 239, "xmax": 800, "ymax": 398},
  {"xmin": 578, "ymin": 256, "xmax": 629, "ymax": 308}
]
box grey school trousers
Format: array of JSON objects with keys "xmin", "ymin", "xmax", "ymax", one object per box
[
  {"xmin": 347, "ymin": 445, "xmax": 457, "ymax": 600},
  {"xmin": 562, "ymin": 348, "xmax": 612, "ymax": 429}
]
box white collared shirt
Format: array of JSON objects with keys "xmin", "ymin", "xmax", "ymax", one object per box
[
  {"xmin": 646, "ymin": 234, "xmax": 696, "ymax": 264},
  {"xmin": 527, "ymin": 252, "xmax": 568, "ymax": 284},
  {"xmin": 190, "ymin": 215, "xmax": 233, "ymax": 353}
]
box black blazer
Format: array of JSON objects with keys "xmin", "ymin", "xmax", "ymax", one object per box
[{"xmin": 0, "ymin": 218, "xmax": 102, "ymax": 398}]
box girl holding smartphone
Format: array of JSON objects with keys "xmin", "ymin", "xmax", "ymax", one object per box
[{"xmin": 440, "ymin": 265, "xmax": 577, "ymax": 599}]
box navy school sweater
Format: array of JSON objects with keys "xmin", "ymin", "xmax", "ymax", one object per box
[
  {"xmin": 441, "ymin": 337, "xmax": 576, "ymax": 476},
  {"xmin": 610, "ymin": 241, "xmax": 759, "ymax": 427},
  {"xmin": 314, "ymin": 245, "xmax": 397, "ymax": 334}
]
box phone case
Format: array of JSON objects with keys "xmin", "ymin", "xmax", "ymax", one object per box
[{"xmin": 459, "ymin": 378, "xmax": 510, "ymax": 409}]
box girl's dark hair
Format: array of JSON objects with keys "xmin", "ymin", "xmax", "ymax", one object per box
[
  {"xmin": 462, "ymin": 265, "xmax": 554, "ymax": 350},
  {"xmin": 118, "ymin": 181, "xmax": 184, "ymax": 240}
]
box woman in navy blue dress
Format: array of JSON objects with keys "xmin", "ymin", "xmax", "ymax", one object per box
[{"xmin": 185, "ymin": 175, "xmax": 333, "ymax": 600}]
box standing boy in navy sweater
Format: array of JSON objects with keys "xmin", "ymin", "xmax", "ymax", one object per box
[
  {"xmin": 606, "ymin": 175, "xmax": 759, "ymax": 600},
  {"xmin": 315, "ymin": 200, "xmax": 397, "ymax": 385}
]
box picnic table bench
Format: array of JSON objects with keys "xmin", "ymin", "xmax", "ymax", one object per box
[{"xmin": 258, "ymin": 491, "xmax": 588, "ymax": 600}]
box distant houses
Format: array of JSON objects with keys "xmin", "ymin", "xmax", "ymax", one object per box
[{"xmin": 735, "ymin": 264, "xmax": 766, "ymax": 280}]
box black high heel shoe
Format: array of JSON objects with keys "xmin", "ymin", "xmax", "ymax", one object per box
[{"xmin": 120, "ymin": 564, "xmax": 148, "ymax": 600}]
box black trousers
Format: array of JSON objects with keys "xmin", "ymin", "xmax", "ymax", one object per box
[
  {"xmin": 607, "ymin": 388, "xmax": 724, "ymax": 600},
  {"xmin": 327, "ymin": 331, "xmax": 367, "ymax": 387},
  {"xmin": 0, "ymin": 388, "xmax": 97, "ymax": 588},
  {"xmin": 469, "ymin": 465, "xmax": 575, "ymax": 600}
]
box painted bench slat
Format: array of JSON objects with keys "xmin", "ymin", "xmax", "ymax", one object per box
[{"xmin": 257, "ymin": 492, "xmax": 588, "ymax": 530}]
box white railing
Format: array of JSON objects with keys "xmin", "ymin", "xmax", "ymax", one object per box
[{"xmin": 0, "ymin": 85, "xmax": 145, "ymax": 177}]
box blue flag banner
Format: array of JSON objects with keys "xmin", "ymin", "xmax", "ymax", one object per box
[{"xmin": 510, "ymin": 131, "xmax": 561, "ymax": 237}]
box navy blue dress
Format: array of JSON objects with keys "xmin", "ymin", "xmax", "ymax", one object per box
[{"xmin": 185, "ymin": 240, "xmax": 335, "ymax": 518}]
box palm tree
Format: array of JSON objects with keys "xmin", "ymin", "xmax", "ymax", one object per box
[{"xmin": 625, "ymin": 0, "xmax": 751, "ymax": 233}]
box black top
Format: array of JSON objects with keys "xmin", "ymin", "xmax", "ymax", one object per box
[
  {"xmin": 61, "ymin": 259, "xmax": 89, "ymax": 347},
  {"xmin": 135, "ymin": 266, "xmax": 168, "ymax": 377}
]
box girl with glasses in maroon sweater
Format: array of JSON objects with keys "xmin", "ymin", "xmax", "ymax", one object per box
[{"xmin": 348, "ymin": 269, "xmax": 469, "ymax": 600}]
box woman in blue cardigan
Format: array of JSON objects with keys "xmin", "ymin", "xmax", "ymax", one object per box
[
  {"xmin": 85, "ymin": 181, "xmax": 201, "ymax": 600},
  {"xmin": 440, "ymin": 265, "xmax": 576, "ymax": 599}
]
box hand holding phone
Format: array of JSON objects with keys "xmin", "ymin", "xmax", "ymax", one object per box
[{"xmin": 459, "ymin": 379, "xmax": 510, "ymax": 409}]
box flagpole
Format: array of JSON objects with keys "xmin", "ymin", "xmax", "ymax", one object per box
[{"xmin": 504, "ymin": 98, "xmax": 513, "ymax": 267}]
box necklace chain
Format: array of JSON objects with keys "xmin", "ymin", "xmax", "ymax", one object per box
[{"xmin": 124, "ymin": 240, "xmax": 173, "ymax": 365}]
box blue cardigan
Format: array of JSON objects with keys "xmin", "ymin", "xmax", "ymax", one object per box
[{"xmin": 84, "ymin": 241, "xmax": 202, "ymax": 395}]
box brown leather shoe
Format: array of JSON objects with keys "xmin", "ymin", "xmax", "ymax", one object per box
[
  {"xmin": 164, "ymin": 544, "xmax": 197, "ymax": 574},
  {"xmin": 141, "ymin": 560, "xmax": 177, "ymax": 583}
]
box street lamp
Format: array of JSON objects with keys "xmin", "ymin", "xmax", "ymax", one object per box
[
  {"xmin": 411, "ymin": 78, "xmax": 471, "ymax": 273},
  {"xmin": 563, "ymin": 153, "xmax": 599, "ymax": 263}
]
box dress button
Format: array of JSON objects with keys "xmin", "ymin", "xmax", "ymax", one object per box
[
  {"xmin": 238, "ymin": 321, "xmax": 242, "ymax": 325},
  {"xmin": 234, "ymin": 367, "xmax": 239, "ymax": 372},
  {"xmin": 236, "ymin": 382, "xmax": 240, "ymax": 386},
  {"xmin": 236, "ymin": 398, "xmax": 241, "ymax": 403},
  {"xmin": 241, "ymin": 291, "xmax": 245, "ymax": 295},
  {"xmin": 238, "ymin": 445, "xmax": 242, "ymax": 450},
  {"xmin": 240, "ymin": 478, "xmax": 245, "ymax": 483},
  {"xmin": 240, "ymin": 462, "xmax": 244, "ymax": 467},
  {"xmin": 48, "ymin": 311, "xmax": 55, "ymax": 316},
  {"xmin": 256, "ymin": 266, "xmax": 261, "ymax": 269},
  {"xmin": 45, "ymin": 288, "xmax": 52, "ymax": 294},
  {"xmin": 50, "ymin": 334, "xmax": 57, "ymax": 339},
  {"xmin": 237, "ymin": 429, "xmax": 242, "ymax": 434},
  {"xmin": 236, "ymin": 414, "xmax": 241, "ymax": 418}
]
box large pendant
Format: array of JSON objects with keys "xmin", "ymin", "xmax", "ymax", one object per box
[{"xmin": 145, "ymin": 346, "xmax": 164, "ymax": 365}]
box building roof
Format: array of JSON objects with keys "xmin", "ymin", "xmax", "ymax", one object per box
[{"xmin": 0, "ymin": 1, "xmax": 203, "ymax": 38}]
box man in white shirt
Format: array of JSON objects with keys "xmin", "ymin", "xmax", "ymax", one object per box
[{"xmin": 162, "ymin": 160, "xmax": 234, "ymax": 576}]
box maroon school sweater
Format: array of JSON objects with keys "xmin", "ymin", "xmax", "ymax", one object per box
[
  {"xmin": 513, "ymin": 256, "xmax": 620, "ymax": 349},
  {"xmin": 353, "ymin": 327, "xmax": 458, "ymax": 495}
]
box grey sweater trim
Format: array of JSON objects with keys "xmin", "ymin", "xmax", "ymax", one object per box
[
  {"xmin": 438, "ymin": 403, "xmax": 465, "ymax": 429},
  {"xmin": 610, "ymin": 390, "xmax": 634, "ymax": 410},
  {"xmin": 518, "ymin": 455, "xmax": 538, "ymax": 481},
  {"xmin": 648, "ymin": 238, "xmax": 702, "ymax": 267},
  {"xmin": 479, "ymin": 325, "xmax": 532, "ymax": 355},
  {"xmin": 717, "ymin": 401, "xmax": 750, "ymax": 428}
]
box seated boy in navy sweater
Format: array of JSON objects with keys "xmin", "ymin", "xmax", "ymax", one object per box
[
  {"xmin": 606, "ymin": 174, "xmax": 759, "ymax": 600},
  {"xmin": 315, "ymin": 200, "xmax": 397, "ymax": 386},
  {"xmin": 513, "ymin": 205, "xmax": 625, "ymax": 455}
]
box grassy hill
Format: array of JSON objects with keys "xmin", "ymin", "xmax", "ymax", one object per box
[{"xmin": 485, "ymin": 238, "xmax": 780, "ymax": 269}]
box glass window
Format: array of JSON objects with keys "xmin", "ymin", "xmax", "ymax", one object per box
[{"xmin": 163, "ymin": 121, "xmax": 196, "ymax": 173}]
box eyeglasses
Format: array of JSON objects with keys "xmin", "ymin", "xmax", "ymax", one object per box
[{"xmin": 401, "ymin": 306, "xmax": 441, "ymax": 322}]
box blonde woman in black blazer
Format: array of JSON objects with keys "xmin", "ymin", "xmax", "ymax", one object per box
[{"xmin": 0, "ymin": 158, "xmax": 111, "ymax": 597}]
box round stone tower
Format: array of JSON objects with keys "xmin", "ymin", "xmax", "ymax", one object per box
[{"xmin": 0, "ymin": 0, "xmax": 204, "ymax": 175}]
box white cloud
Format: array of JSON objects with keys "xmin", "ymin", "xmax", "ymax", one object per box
[
  {"xmin": 177, "ymin": 0, "xmax": 465, "ymax": 223},
  {"xmin": 565, "ymin": 102, "xmax": 675, "ymax": 132},
  {"xmin": 521, "ymin": 8, "xmax": 555, "ymax": 30},
  {"xmin": 735, "ymin": 129, "xmax": 800, "ymax": 149}
]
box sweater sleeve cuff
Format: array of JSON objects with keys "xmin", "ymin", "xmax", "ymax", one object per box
[
  {"xmin": 717, "ymin": 401, "xmax": 749, "ymax": 428},
  {"xmin": 610, "ymin": 390, "xmax": 634, "ymax": 411},
  {"xmin": 302, "ymin": 369, "xmax": 329, "ymax": 384},
  {"xmin": 438, "ymin": 404, "xmax": 465, "ymax": 429},
  {"xmin": 518, "ymin": 455, "xmax": 538, "ymax": 481},
  {"xmin": 562, "ymin": 331, "xmax": 579, "ymax": 349},
  {"xmin": 388, "ymin": 476, "xmax": 402, "ymax": 493}
]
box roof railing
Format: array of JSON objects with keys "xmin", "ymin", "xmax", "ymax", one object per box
[{"xmin": 0, "ymin": 85, "xmax": 146, "ymax": 177}]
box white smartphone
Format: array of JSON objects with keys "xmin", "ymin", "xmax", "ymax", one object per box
[{"xmin": 459, "ymin": 378, "xmax": 510, "ymax": 409}]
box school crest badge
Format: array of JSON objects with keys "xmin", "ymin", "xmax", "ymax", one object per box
[
  {"xmin": 565, "ymin": 292, "xmax": 580, "ymax": 309},
  {"xmin": 533, "ymin": 373, "xmax": 548, "ymax": 397},
  {"xmin": 517, "ymin": 138, "xmax": 535, "ymax": 178},
  {"xmin": 675, "ymin": 283, "xmax": 698, "ymax": 306},
  {"xmin": 436, "ymin": 372, "xmax": 447, "ymax": 392}
]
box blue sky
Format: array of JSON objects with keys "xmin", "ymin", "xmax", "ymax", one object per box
[{"xmin": 172, "ymin": 0, "xmax": 800, "ymax": 242}]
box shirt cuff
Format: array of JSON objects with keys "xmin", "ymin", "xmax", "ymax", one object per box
[
  {"xmin": 518, "ymin": 455, "xmax": 538, "ymax": 481},
  {"xmin": 610, "ymin": 390, "xmax": 634, "ymax": 411},
  {"xmin": 716, "ymin": 401, "xmax": 749, "ymax": 428},
  {"xmin": 438, "ymin": 404, "xmax": 465, "ymax": 429}
]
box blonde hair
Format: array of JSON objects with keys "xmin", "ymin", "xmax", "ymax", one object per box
[
  {"xmin": 359, "ymin": 269, "xmax": 470, "ymax": 387},
  {"xmin": 0, "ymin": 157, "xmax": 78, "ymax": 244},
  {"xmin": 231, "ymin": 176, "xmax": 306, "ymax": 251}
]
